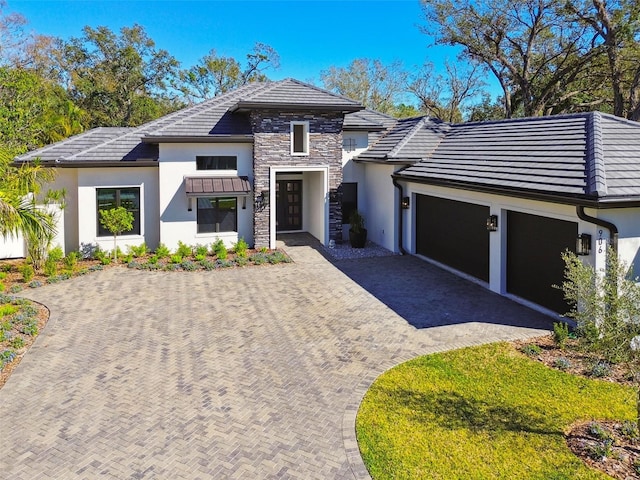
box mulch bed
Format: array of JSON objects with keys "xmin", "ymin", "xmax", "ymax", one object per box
[{"xmin": 515, "ymin": 335, "xmax": 640, "ymax": 479}]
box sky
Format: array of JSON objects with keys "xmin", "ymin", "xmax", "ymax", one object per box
[{"xmin": 7, "ymin": 0, "xmax": 472, "ymax": 97}]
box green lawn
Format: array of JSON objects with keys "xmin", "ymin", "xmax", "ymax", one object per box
[{"xmin": 356, "ymin": 342, "xmax": 635, "ymax": 480}]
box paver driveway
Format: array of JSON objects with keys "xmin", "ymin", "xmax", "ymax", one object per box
[{"xmin": 0, "ymin": 237, "xmax": 553, "ymax": 479}]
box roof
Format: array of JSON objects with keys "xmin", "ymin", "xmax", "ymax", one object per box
[
  {"xmin": 184, "ymin": 176, "xmax": 251, "ymax": 196},
  {"xmin": 343, "ymin": 109, "xmax": 396, "ymax": 131},
  {"xmin": 355, "ymin": 117, "xmax": 450, "ymax": 164},
  {"xmin": 394, "ymin": 112, "xmax": 640, "ymax": 205},
  {"xmin": 15, "ymin": 79, "xmax": 366, "ymax": 166}
]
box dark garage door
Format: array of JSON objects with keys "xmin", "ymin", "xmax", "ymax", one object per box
[
  {"xmin": 416, "ymin": 195, "xmax": 490, "ymax": 282},
  {"xmin": 507, "ymin": 211, "xmax": 577, "ymax": 313}
]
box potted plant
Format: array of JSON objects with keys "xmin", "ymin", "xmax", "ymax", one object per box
[{"xmin": 349, "ymin": 210, "xmax": 367, "ymax": 248}]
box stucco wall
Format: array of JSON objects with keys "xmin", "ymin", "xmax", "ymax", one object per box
[
  {"xmin": 158, "ymin": 143, "xmax": 254, "ymax": 250},
  {"xmin": 77, "ymin": 167, "xmax": 159, "ymax": 252},
  {"xmin": 45, "ymin": 168, "xmax": 78, "ymax": 254},
  {"xmin": 362, "ymin": 163, "xmax": 398, "ymax": 252}
]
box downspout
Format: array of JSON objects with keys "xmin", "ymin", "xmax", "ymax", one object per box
[
  {"xmin": 392, "ymin": 177, "xmax": 408, "ymax": 255},
  {"xmin": 576, "ymin": 206, "xmax": 618, "ymax": 253}
]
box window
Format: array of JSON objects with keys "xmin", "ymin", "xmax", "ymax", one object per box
[
  {"xmin": 196, "ymin": 156, "xmax": 237, "ymax": 170},
  {"xmin": 341, "ymin": 183, "xmax": 358, "ymax": 225},
  {"xmin": 343, "ymin": 137, "xmax": 357, "ymax": 152},
  {"xmin": 197, "ymin": 197, "xmax": 237, "ymax": 233},
  {"xmin": 291, "ymin": 122, "xmax": 309, "ymax": 155},
  {"xmin": 96, "ymin": 188, "xmax": 141, "ymax": 237}
]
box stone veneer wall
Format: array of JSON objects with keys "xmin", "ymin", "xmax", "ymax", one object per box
[{"xmin": 250, "ymin": 110, "xmax": 344, "ymax": 248}]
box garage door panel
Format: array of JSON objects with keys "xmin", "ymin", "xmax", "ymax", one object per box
[
  {"xmin": 507, "ymin": 211, "xmax": 576, "ymax": 313},
  {"xmin": 416, "ymin": 195, "xmax": 489, "ymax": 282}
]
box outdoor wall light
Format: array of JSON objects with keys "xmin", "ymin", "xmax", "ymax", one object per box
[
  {"xmin": 486, "ymin": 215, "xmax": 498, "ymax": 232},
  {"xmin": 576, "ymin": 233, "xmax": 592, "ymax": 256},
  {"xmin": 401, "ymin": 196, "xmax": 410, "ymax": 209},
  {"xmin": 255, "ymin": 190, "xmax": 269, "ymax": 211}
]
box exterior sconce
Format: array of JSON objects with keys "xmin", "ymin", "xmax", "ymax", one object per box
[
  {"xmin": 576, "ymin": 233, "xmax": 592, "ymax": 256},
  {"xmin": 401, "ymin": 196, "xmax": 410, "ymax": 209},
  {"xmin": 486, "ymin": 215, "xmax": 498, "ymax": 232},
  {"xmin": 242, "ymin": 196, "xmax": 247, "ymax": 210},
  {"xmin": 255, "ymin": 190, "xmax": 269, "ymax": 211}
]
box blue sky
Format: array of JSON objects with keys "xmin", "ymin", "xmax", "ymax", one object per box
[{"xmin": 8, "ymin": 0, "xmax": 498, "ymax": 104}]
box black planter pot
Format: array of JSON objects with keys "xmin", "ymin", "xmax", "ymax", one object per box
[{"xmin": 349, "ymin": 228, "xmax": 367, "ymax": 248}]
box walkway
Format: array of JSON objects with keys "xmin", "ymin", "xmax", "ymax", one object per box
[{"xmin": 0, "ymin": 237, "xmax": 553, "ymax": 479}]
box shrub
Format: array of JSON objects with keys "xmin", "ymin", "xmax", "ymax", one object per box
[
  {"xmin": 251, "ymin": 252, "xmax": 268, "ymax": 265},
  {"xmin": 0, "ymin": 263, "xmax": 12, "ymax": 272},
  {"xmin": 19, "ymin": 264, "xmax": 34, "ymax": 283},
  {"xmin": 0, "ymin": 272, "xmax": 6, "ymax": 281},
  {"xmin": 180, "ymin": 260, "xmax": 198, "ymax": 271},
  {"xmin": 268, "ymin": 251, "xmax": 291, "ymax": 264},
  {"xmin": 155, "ymin": 243, "xmax": 171, "ymax": 259},
  {"xmin": 590, "ymin": 361, "xmax": 611, "ymax": 378},
  {"xmin": 10, "ymin": 336, "xmax": 24, "ymax": 349},
  {"xmin": 213, "ymin": 239, "xmax": 227, "ymax": 260},
  {"xmin": 47, "ymin": 246, "xmax": 64, "ymax": 263},
  {"xmin": 233, "ymin": 238, "xmax": 249, "ymax": 258},
  {"xmin": 195, "ymin": 244, "xmax": 209, "ymax": 257},
  {"xmin": 148, "ymin": 255, "xmax": 159, "ymax": 265},
  {"xmin": 0, "ymin": 282, "xmax": 5, "ymax": 293},
  {"xmin": 236, "ymin": 256, "xmax": 248, "ymax": 267},
  {"xmin": 194, "ymin": 254, "xmax": 205, "ymax": 262},
  {"xmin": 63, "ymin": 251, "xmax": 78, "ymax": 271},
  {"xmin": 215, "ymin": 259, "xmax": 234, "ymax": 268},
  {"xmin": 9, "ymin": 284, "xmax": 22, "ymax": 293},
  {"xmin": 259, "ymin": 246, "xmax": 268, "ymax": 253},
  {"xmin": 170, "ymin": 254, "xmax": 183, "ymax": 264},
  {"xmin": 621, "ymin": 420, "xmax": 639, "ymax": 439},
  {"xmin": 21, "ymin": 320, "xmax": 38, "ymax": 336},
  {"xmin": 588, "ymin": 440, "xmax": 613, "ymax": 462},
  {"xmin": 43, "ymin": 257, "xmax": 57, "ymax": 277},
  {"xmin": 176, "ymin": 241, "xmax": 192, "ymax": 258},
  {"xmin": 200, "ymin": 259, "xmax": 216, "ymax": 270},
  {"xmin": 129, "ymin": 243, "xmax": 147, "ymax": 257},
  {"xmin": 553, "ymin": 322, "xmax": 569, "ymax": 349},
  {"xmin": 553, "ymin": 357, "xmax": 571, "ymax": 371},
  {"xmin": 521, "ymin": 344, "xmax": 542, "ymax": 357},
  {"xmin": 28, "ymin": 280, "xmax": 43, "ymax": 288},
  {"xmin": 559, "ymin": 248, "xmax": 640, "ymax": 364}
]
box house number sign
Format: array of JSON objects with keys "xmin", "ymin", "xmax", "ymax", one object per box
[{"xmin": 598, "ymin": 229, "xmax": 604, "ymax": 254}]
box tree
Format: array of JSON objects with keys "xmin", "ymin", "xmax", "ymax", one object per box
[
  {"xmin": 407, "ymin": 61, "xmax": 486, "ymax": 122},
  {"xmin": 565, "ymin": 0, "xmax": 640, "ymax": 120},
  {"xmin": 0, "ymin": 146, "xmax": 57, "ymax": 270},
  {"xmin": 177, "ymin": 43, "xmax": 280, "ymax": 103},
  {"xmin": 0, "ymin": 66, "xmax": 78, "ymax": 152},
  {"xmin": 99, "ymin": 207, "xmax": 133, "ymax": 262},
  {"xmin": 60, "ymin": 24, "xmax": 180, "ymax": 127},
  {"xmin": 468, "ymin": 94, "xmax": 507, "ymax": 122},
  {"xmin": 320, "ymin": 58, "xmax": 408, "ymax": 115},
  {"xmin": 422, "ymin": 0, "xmax": 597, "ymax": 118}
]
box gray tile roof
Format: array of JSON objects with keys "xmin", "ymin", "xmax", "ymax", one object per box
[
  {"xmin": 395, "ymin": 112, "xmax": 640, "ymax": 203},
  {"xmin": 343, "ymin": 109, "xmax": 396, "ymax": 131},
  {"xmin": 356, "ymin": 117, "xmax": 450, "ymax": 164},
  {"xmin": 16, "ymin": 79, "xmax": 366, "ymax": 165}
]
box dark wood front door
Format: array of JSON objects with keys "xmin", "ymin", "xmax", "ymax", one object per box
[{"xmin": 276, "ymin": 180, "xmax": 302, "ymax": 231}]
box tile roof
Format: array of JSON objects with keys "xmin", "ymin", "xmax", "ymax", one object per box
[
  {"xmin": 15, "ymin": 79, "xmax": 366, "ymax": 165},
  {"xmin": 343, "ymin": 109, "xmax": 396, "ymax": 131},
  {"xmin": 355, "ymin": 117, "xmax": 449, "ymax": 164},
  {"xmin": 395, "ymin": 112, "xmax": 640, "ymax": 203}
]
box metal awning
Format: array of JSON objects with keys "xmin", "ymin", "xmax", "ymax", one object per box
[{"xmin": 184, "ymin": 176, "xmax": 251, "ymax": 196}]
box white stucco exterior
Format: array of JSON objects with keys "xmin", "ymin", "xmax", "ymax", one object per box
[
  {"xmin": 361, "ymin": 163, "xmax": 398, "ymax": 252},
  {"xmin": 158, "ymin": 143, "xmax": 254, "ymax": 250}
]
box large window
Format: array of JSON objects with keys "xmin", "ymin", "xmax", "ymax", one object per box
[
  {"xmin": 341, "ymin": 183, "xmax": 358, "ymax": 225},
  {"xmin": 291, "ymin": 122, "xmax": 309, "ymax": 155},
  {"xmin": 196, "ymin": 156, "xmax": 237, "ymax": 170},
  {"xmin": 197, "ymin": 197, "xmax": 237, "ymax": 233},
  {"xmin": 96, "ymin": 188, "xmax": 141, "ymax": 237}
]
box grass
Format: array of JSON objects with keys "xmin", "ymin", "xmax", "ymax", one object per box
[{"xmin": 356, "ymin": 342, "xmax": 635, "ymax": 480}]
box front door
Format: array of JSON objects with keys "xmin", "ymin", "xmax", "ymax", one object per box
[{"xmin": 276, "ymin": 180, "xmax": 302, "ymax": 231}]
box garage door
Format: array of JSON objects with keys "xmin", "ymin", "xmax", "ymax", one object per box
[
  {"xmin": 507, "ymin": 211, "xmax": 577, "ymax": 313},
  {"xmin": 416, "ymin": 195, "xmax": 490, "ymax": 282}
]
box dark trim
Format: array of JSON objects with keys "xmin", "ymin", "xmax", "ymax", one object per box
[
  {"xmin": 141, "ymin": 135, "xmax": 254, "ymax": 144},
  {"xmin": 229, "ymin": 101, "xmax": 364, "ymax": 113},
  {"xmin": 393, "ymin": 173, "xmax": 640, "ymax": 208},
  {"xmin": 343, "ymin": 125, "xmax": 386, "ymax": 132},
  {"xmin": 13, "ymin": 160, "xmax": 158, "ymax": 168},
  {"xmin": 392, "ymin": 176, "xmax": 407, "ymax": 255},
  {"xmin": 354, "ymin": 158, "xmax": 417, "ymax": 165},
  {"xmin": 576, "ymin": 206, "xmax": 619, "ymax": 253}
]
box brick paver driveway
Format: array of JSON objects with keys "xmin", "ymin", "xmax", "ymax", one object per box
[{"xmin": 0, "ymin": 236, "xmax": 553, "ymax": 479}]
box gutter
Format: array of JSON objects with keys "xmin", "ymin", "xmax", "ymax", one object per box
[
  {"xmin": 576, "ymin": 206, "xmax": 619, "ymax": 253},
  {"xmin": 392, "ymin": 176, "xmax": 408, "ymax": 255}
]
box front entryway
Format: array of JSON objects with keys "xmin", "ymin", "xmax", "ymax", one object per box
[{"xmin": 276, "ymin": 179, "xmax": 302, "ymax": 231}]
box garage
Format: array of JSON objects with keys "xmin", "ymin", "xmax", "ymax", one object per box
[
  {"xmin": 507, "ymin": 211, "xmax": 577, "ymax": 313},
  {"xmin": 416, "ymin": 194, "xmax": 490, "ymax": 282}
]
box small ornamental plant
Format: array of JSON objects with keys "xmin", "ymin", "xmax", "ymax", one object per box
[{"xmin": 98, "ymin": 207, "xmax": 134, "ymax": 263}]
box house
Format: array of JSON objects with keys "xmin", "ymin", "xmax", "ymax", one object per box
[{"xmin": 9, "ymin": 79, "xmax": 640, "ymax": 315}]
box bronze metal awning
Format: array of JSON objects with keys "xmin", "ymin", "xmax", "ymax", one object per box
[{"xmin": 184, "ymin": 176, "xmax": 251, "ymax": 196}]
